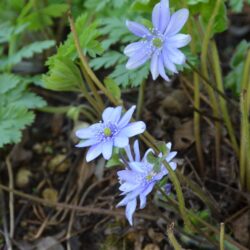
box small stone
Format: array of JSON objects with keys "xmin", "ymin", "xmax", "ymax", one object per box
[
  {"xmin": 48, "ymin": 154, "xmax": 69, "ymax": 173},
  {"xmin": 16, "ymin": 168, "xmax": 32, "ymax": 188},
  {"xmin": 42, "ymin": 188, "xmax": 58, "ymax": 203}
]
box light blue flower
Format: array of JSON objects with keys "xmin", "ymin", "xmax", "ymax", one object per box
[
  {"xmin": 124, "ymin": 0, "xmax": 191, "ymax": 81},
  {"xmin": 75, "ymin": 106, "xmax": 146, "ymax": 162},
  {"xmin": 117, "ymin": 140, "xmax": 177, "ymax": 225}
]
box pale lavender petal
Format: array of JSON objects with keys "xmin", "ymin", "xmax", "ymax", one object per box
[
  {"xmin": 152, "ymin": 0, "xmax": 170, "ymax": 33},
  {"xmin": 158, "ymin": 54, "xmax": 170, "ymax": 81},
  {"xmin": 125, "ymin": 145, "xmax": 134, "ymax": 162},
  {"xmin": 133, "ymin": 140, "xmax": 140, "ymax": 161},
  {"xmin": 162, "ymin": 48, "xmax": 178, "ymax": 73},
  {"xmin": 165, "ymin": 34, "xmax": 191, "ymax": 48},
  {"xmin": 86, "ymin": 142, "xmax": 103, "ymax": 162},
  {"xmin": 119, "ymin": 121, "xmax": 146, "ymax": 137},
  {"xmin": 139, "ymin": 194, "xmax": 147, "ymax": 209},
  {"xmin": 166, "ymin": 142, "xmax": 172, "ymax": 150},
  {"xmin": 102, "ymin": 107, "xmax": 114, "ymax": 123},
  {"xmin": 114, "ymin": 136, "xmax": 129, "ymax": 147},
  {"xmin": 129, "ymin": 162, "xmax": 145, "ymax": 173},
  {"xmin": 126, "ymin": 20, "xmax": 151, "ymax": 38},
  {"xmin": 169, "ymin": 161, "xmax": 177, "ymax": 171},
  {"xmin": 124, "ymin": 41, "xmax": 144, "ymax": 57},
  {"xmin": 142, "ymin": 182, "xmax": 155, "ymax": 197},
  {"xmin": 126, "ymin": 199, "xmax": 137, "ymax": 225},
  {"xmin": 165, "ymin": 151, "xmax": 177, "ymax": 162},
  {"xmin": 142, "ymin": 148, "xmax": 154, "ymax": 162},
  {"xmin": 150, "ymin": 52, "xmax": 159, "ymax": 80},
  {"xmin": 165, "ymin": 47, "xmax": 186, "ymax": 65},
  {"xmin": 118, "ymin": 105, "xmax": 136, "ymax": 128},
  {"xmin": 110, "ymin": 106, "xmax": 123, "ymax": 123},
  {"xmin": 75, "ymin": 138, "xmax": 99, "ymax": 148},
  {"xmin": 165, "ymin": 183, "xmax": 172, "ymax": 195},
  {"xmin": 102, "ymin": 140, "xmax": 113, "ymax": 160},
  {"xmin": 126, "ymin": 49, "xmax": 151, "ymax": 70},
  {"xmin": 119, "ymin": 182, "xmax": 140, "ymax": 192},
  {"xmin": 117, "ymin": 187, "xmax": 143, "ymax": 206},
  {"xmin": 75, "ymin": 123, "xmax": 100, "ymax": 139},
  {"xmin": 102, "ymin": 106, "xmax": 122, "ymax": 124},
  {"xmin": 164, "ymin": 9, "xmax": 189, "ymax": 36},
  {"xmin": 118, "ymin": 170, "xmax": 137, "ymax": 183}
]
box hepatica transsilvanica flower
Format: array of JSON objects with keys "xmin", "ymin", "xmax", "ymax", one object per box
[
  {"xmin": 75, "ymin": 106, "xmax": 146, "ymax": 162},
  {"xmin": 124, "ymin": 0, "xmax": 191, "ymax": 81},
  {"xmin": 117, "ymin": 140, "xmax": 177, "ymax": 225}
]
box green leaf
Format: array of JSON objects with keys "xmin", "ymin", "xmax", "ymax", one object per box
[
  {"xmin": 155, "ymin": 141, "xmax": 168, "ymax": 156},
  {"xmin": 147, "ymin": 151, "xmax": 157, "ymax": 164},
  {"xmin": 197, "ymin": 0, "xmax": 228, "ymax": 36},
  {"xmin": 106, "ymin": 153, "xmax": 121, "ymax": 168},
  {"xmin": 0, "ymin": 73, "xmax": 20, "ymax": 94},
  {"xmin": 20, "ymin": 3, "xmax": 69, "ymax": 31},
  {"xmin": 90, "ymin": 51, "xmax": 123, "ymax": 70},
  {"xmin": 84, "ymin": 0, "xmax": 128, "ymax": 12},
  {"xmin": 46, "ymin": 13, "xmax": 103, "ymax": 67},
  {"xmin": 187, "ymin": 0, "xmax": 208, "ymax": 5},
  {"xmin": 230, "ymin": 40, "xmax": 250, "ymax": 67},
  {"xmin": 100, "ymin": 17, "xmax": 136, "ymax": 50},
  {"xmin": 104, "ymin": 77, "xmax": 121, "ymax": 100},
  {"xmin": 43, "ymin": 57, "xmax": 83, "ymax": 92},
  {"xmin": 110, "ymin": 62, "xmax": 149, "ymax": 88},
  {"xmin": 0, "ymin": 40, "xmax": 55, "ymax": 69},
  {"xmin": 228, "ymin": 0, "xmax": 244, "ymax": 12},
  {"xmin": 0, "ymin": 82, "xmax": 46, "ymax": 109},
  {"xmin": 225, "ymin": 40, "xmax": 250, "ymax": 96},
  {"xmin": 0, "ymin": 106, "xmax": 34, "ymax": 148}
]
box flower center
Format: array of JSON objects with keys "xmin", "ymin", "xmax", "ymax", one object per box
[
  {"xmin": 103, "ymin": 127, "xmax": 112, "ymax": 137},
  {"xmin": 152, "ymin": 37, "xmax": 163, "ymax": 48},
  {"xmin": 146, "ymin": 174, "xmax": 153, "ymax": 181}
]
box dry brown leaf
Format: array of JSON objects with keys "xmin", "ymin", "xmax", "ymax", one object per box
[
  {"xmin": 173, "ymin": 120, "xmax": 194, "ymax": 150},
  {"xmin": 143, "ymin": 243, "xmax": 160, "ymax": 250},
  {"xmin": 231, "ymin": 209, "xmax": 249, "ymax": 245}
]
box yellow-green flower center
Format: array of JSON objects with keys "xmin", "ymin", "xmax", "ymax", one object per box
[
  {"xmin": 103, "ymin": 127, "xmax": 112, "ymax": 137},
  {"xmin": 146, "ymin": 174, "xmax": 153, "ymax": 181},
  {"xmin": 152, "ymin": 37, "xmax": 163, "ymax": 48}
]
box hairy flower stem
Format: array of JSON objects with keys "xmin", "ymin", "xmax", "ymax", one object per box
[
  {"xmin": 68, "ymin": 12, "xmax": 118, "ymax": 107},
  {"xmin": 211, "ymin": 41, "xmax": 239, "ymax": 156},
  {"xmin": 78, "ymin": 62, "xmax": 105, "ymax": 110},
  {"xmin": 193, "ymin": 73, "xmax": 205, "ymax": 175},
  {"xmin": 167, "ymin": 223, "xmax": 183, "ymax": 250},
  {"xmin": 187, "ymin": 15, "xmax": 205, "ymax": 176},
  {"xmin": 240, "ymin": 50, "xmax": 250, "ymax": 190},
  {"xmin": 136, "ymin": 80, "xmax": 146, "ymax": 120},
  {"xmin": 220, "ymin": 223, "xmax": 225, "ymax": 250},
  {"xmin": 158, "ymin": 187, "xmax": 248, "ymax": 250},
  {"xmin": 38, "ymin": 106, "xmax": 97, "ymax": 122},
  {"xmin": 186, "ymin": 61, "xmax": 234, "ymax": 105},
  {"xmin": 200, "ymin": 0, "xmax": 222, "ymax": 176}
]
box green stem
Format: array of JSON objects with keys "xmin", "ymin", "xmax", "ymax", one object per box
[
  {"xmin": 211, "ymin": 41, "xmax": 239, "ymax": 156},
  {"xmin": 136, "ymin": 80, "xmax": 146, "ymax": 120},
  {"xmin": 189, "ymin": 20, "xmax": 205, "ymax": 175},
  {"xmin": 167, "ymin": 223, "xmax": 183, "ymax": 250},
  {"xmin": 68, "ymin": 12, "xmax": 118, "ymax": 106},
  {"xmin": 163, "ymin": 161, "xmax": 195, "ymax": 232},
  {"xmin": 37, "ymin": 105, "xmax": 96, "ymax": 122},
  {"xmin": 200, "ymin": 0, "xmax": 222, "ymax": 174},
  {"xmin": 240, "ymin": 50, "xmax": 250, "ymax": 190},
  {"xmin": 220, "ymin": 223, "xmax": 225, "ymax": 250},
  {"xmin": 159, "ymin": 189, "xmax": 247, "ymax": 250},
  {"xmin": 186, "ymin": 61, "xmax": 234, "ymax": 105},
  {"xmin": 79, "ymin": 83, "xmax": 102, "ymax": 114},
  {"xmin": 79, "ymin": 62, "xmax": 105, "ymax": 110}
]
